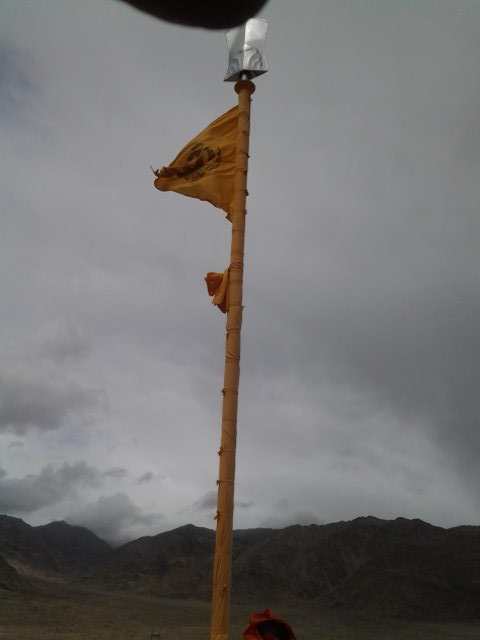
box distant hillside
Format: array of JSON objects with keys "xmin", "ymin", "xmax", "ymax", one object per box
[
  {"xmin": 0, "ymin": 515, "xmax": 112, "ymax": 581},
  {"xmin": 0, "ymin": 553, "xmax": 31, "ymax": 592},
  {"xmin": 1, "ymin": 514, "xmax": 479, "ymax": 621},
  {"xmin": 99, "ymin": 524, "xmax": 215, "ymax": 598},
  {"xmin": 323, "ymin": 517, "xmax": 480, "ymax": 620}
]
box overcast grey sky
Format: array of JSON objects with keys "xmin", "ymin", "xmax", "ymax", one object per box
[{"xmin": 1, "ymin": 0, "xmax": 479, "ymax": 545}]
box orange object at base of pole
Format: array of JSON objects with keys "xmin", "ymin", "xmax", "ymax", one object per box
[{"xmin": 209, "ymin": 79, "xmax": 255, "ymax": 640}]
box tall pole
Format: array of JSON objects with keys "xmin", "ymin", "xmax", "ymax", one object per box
[
  {"xmin": 210, "ymin": 78, "xmax": 255, "ymax": 640},
  {"xmin": 209, "ymin": 19, "xmax": 268, "ymax": 640}
]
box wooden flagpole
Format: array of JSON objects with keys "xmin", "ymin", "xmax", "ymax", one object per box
[{"xmin": 209, "ymin": 78, "xmax": 255, "ymax": 640}]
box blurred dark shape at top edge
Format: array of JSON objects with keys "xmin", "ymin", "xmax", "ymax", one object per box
[{"xmin": 118, "ymin": 0, "xmax": 269, "ymax": 29}]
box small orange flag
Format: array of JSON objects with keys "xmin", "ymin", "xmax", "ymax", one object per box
[
  {"xmin": 205, "ymin": 268, "xmax": 229, "ymax": 313},
  {"xmin": 153, "ymin": 107, "xmax": 237, "ymax": 219}
]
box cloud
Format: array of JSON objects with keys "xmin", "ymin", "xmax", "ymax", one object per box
[
  {"xmin": 67, "ymin": 492, "xmax": 164, "ymax": 545},
  {"xmin": 36, "ymin": 324, "xmax": 92, "ymax": 363},
  {"xmin": 192, "ymin": 491, "xmax": 217, "ymax": 511},
  {"xmin": 0, "ymin": 368, "xmax": 104, "ymax": 434},
  {"xmin": 104, "ymin": 467, "xmax": 129, "ymax": 480},
  {"xmin": 259, "ymin": 499, "xmax": 325, "ymax": 529},
  {"xmin": 136, "ymin": 471, "xmax": 155, "ymax": 485},
  {"xmin": 0, "ymin": 41, "xmax": 37, "ymax": 123},
  {"xmin": 236, "ymin": 500, "xmax": 254, "ymax": 510},
  {"xmin": 0, "ymin": 0, "xmax": 479, "ymax": 536},
  {"xmin": 0, "ymin": 321, "xmax": 104, "ymax": 435},
  {"xmin": 292, "ymin": 281, "xmax": 480, "ymax": 485},
  {"xmin": 192, "ymin": 491, "xmax": 254, "ymax": 512},
  {"xmin": 0, "ymin": 461, "xmax": 128, "ymax": 514},
  {"xmin": 7, "ymin": 441, "xmax": 24, "ymax": 449}
]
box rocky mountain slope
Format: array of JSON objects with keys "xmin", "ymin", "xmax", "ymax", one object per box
[
  {"xmin": 0, "ymin": 514, "xmax": 112, "ymax": 580},
  {"xmin": 1, "ymin": 514, "xmax": 479, "ymax": 620}
]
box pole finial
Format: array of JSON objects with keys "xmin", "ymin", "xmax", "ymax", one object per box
[{"xmin": 224, "ymin": 18, "xmax": 268, "ymax": 82}]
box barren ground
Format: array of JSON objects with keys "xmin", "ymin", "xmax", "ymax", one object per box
[{"xmin": 0, "ymin": 584, "xmax": 478, "ymax": 640}]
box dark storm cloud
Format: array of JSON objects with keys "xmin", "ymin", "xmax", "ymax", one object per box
[
  {"xmin": 0, "ymin": 461, "xmax": 128, "ymax": 513},
  {"xmin": 0, "ymin": 368, "xmax": 104, "ymax": 434},
  {"xmin": 67, "ymin": 492, "xmax": 164, "ymax": 544}
]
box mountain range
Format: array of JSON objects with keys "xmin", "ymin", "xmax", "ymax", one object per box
[{"xmin": 1, "ymin": 514, "xmax": 479, "ymax": 621}]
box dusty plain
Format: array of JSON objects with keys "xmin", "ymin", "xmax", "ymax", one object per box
[{"xmin": 0, "ymin": 583, "xmax": 478, "ymax": 640}]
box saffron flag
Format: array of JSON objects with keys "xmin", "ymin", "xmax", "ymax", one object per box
[
  {"xmin": 205, "ymin": 268, "xmax": 229, "ymax": 313},
  {"xmin": 153, "ymin": 107, "xmax": 237, "ymax": 219}
]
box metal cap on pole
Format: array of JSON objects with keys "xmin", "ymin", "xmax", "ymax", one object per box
[{"xmin": 224, "ymin": 19, "xmax": 269, "ymax": 82}]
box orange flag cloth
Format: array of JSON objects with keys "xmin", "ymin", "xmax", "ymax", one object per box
[
  {"xmin": 243, "ymin": 610, "xmax": 297, "ymax": 640},
  {"xmin": 153, "ymin": 107, "xmax": 237, "ymax": 220},
  {"xmin": 205, "ymin": 268, "xmax": 229, "ymax": 313}
]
